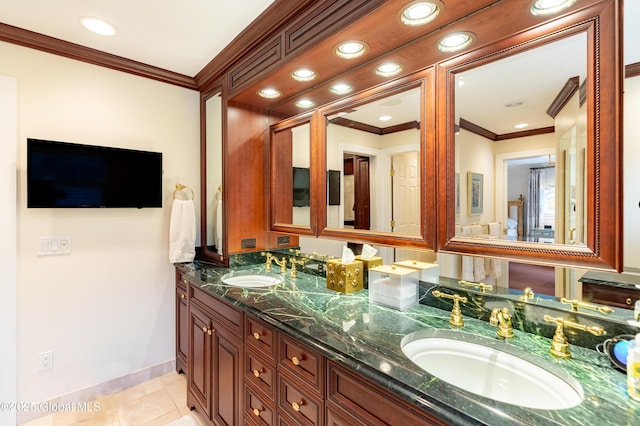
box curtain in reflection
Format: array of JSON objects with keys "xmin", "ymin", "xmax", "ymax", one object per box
[{"xmin": 526, "ymin": 168, "xmax": 545, "ymax": 240}]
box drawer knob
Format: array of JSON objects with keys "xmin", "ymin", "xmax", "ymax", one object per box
[
  {"xmin": 253, "ymin": 368, "xmax": 263, "ymax": 378},
  {"xmin": 253, "ymin": 332, "xmax": 261, "ymax": 340},
  {"xmin": 202, "ymin": 326, "xmax": 207, "ymax": 332},
  {"xmin": 292, "ymin": 400, "xmax": 304, "ymax": 412},
  {"xmin": 208, "ymin": 329, "xmax": 212, "ymax": 336},
  {"xmin": 183, "ymin": 279, "xmax": 188, "ymax": 285},
  {"xmin": 253, "ymin": 407, "xmax": 264, "ymax": 416},
  {"xmin": 291, "ymin": 356, "xmax": 300, "ymax": 366},
  {"xmin": 180, "ymin": 293, "xmax": 186, "ymax": 299},
  {"xmin": 627, "ymin": 298, "xmax": 633, "ymax": 305}
]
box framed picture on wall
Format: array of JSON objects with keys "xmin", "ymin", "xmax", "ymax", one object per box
[{"xmin": 467, "ymin": 172, "xmax": 483, "ymax": 215}]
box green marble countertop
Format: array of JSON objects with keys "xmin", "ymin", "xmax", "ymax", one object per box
[{"xmin": 177, "ymin": 262, "xmax": 640, "ymax": 425}]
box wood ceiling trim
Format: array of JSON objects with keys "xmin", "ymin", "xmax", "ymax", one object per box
[
  {"xmin": 329, "ymin": 117, "xmax": 419, "ymax": 135},
  {"xmin": 0, "ymin": 22, "xmax": 197, "ymax": 90},
  {"xmin": 627, "ymin": 62, "xmax": 640, "ymax": 78},
  {"xmin": 546, "ymin": 76, "xmax": 580, "ymax": 118},
  {"xmin": 459, "ymin": 117, "xmax": 554, "ymax": 141}
]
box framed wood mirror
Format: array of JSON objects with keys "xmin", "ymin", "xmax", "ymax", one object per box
[
  {"xmin": 201, "ymin": 85, "xmax": 226, "ymax": 264},
  {"xmin": 437, "ymin": 0, "xmax": 622, "ymax": 271},
  {"xmin": 317, "ymin": 70, "xmax": 436, "ymax": 249}
]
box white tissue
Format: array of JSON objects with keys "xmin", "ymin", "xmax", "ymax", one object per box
[
  {"xmin": 341, "ymin": 246, "xmax": 356, "ymax": 263},
  {"xmin": 360, "ymin": 244, "xmax": 377, "ymax": 259}
]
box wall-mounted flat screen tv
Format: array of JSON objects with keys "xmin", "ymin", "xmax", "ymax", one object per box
[
  {"xmin": 292, "ymin": 166, "xmax": 310, "ymax": 207},
  {"xmin": 27, "ymin": 138, "xmax": 163, "ymax": 208}
]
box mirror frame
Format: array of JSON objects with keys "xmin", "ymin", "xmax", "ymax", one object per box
[
  {"xmin": 436, "ymin": 1, "xmax": 622, "ymax": 271},
  {"xmin": 269, "ymin": 112, "xmax": 317, "ymax": 236},
  {"xmin": 201, "ymin": 83, "xmax": 227, "ymax": 265},
  {"xmin": 317, "ymin": 69, "xmax": 436, "ymax": 249}
]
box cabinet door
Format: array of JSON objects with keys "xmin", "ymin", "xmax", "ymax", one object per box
[
  {"xmin": 176, "ymin": 286, "xmax": 189, "ymax": 374},
  {"xmin": 212, "ymin": 323, "xmax": 243, "ymax": 426},
  {"xmin": 188, "ymin": 303, "xmax": 212, "ymax": 418}
]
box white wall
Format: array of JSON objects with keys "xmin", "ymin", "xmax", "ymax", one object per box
[
  {"xmin": 0, "ymin": 75, "xmax": 17, "ymax": 426},
  {"xmin": 0, "ymin": 41, "xmax": 200, "ymax": 405},
  {"xmin": 624, "ymin": 75, "xmax": 640, "ymax": 269}
]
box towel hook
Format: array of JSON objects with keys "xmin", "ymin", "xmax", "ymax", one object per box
[{"xmin": 173, "ymin": 184, "xmax": 194, "ymax": 200}]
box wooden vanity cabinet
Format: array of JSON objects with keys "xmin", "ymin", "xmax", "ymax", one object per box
[
  {"xmin": 326, "ymin": 361, "xmax": 447, "ymax": 426},
  {"xmin": 582, "ymin": 282, "xmax": 640, "ymax": 309},
  {"xmin": 188, "ymin": 285, "xmax": 244, "ymax": 426},
  {"xmin": 243, "ymin": 315, "xmax": 278, "ymax": 426},
  {"xmin": 176, "ymin": 271, "xmax": 189, "ymax": 374}
]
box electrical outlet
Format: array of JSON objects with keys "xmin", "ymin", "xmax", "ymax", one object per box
[{"xmin": 38, "ymin": 350, "xmax": 53, "ymax": 371}]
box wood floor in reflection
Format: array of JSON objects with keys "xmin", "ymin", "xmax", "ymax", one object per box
[{"xmin": 509, "ymin": 262, "xmax": 556, "ymax": 295}]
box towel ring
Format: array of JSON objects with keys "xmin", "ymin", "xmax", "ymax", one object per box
[{"xmin": 173, "ymin": 184, "xmax": 194, "ymax": 200}]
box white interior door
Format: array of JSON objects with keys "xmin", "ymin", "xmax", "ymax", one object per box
[{"xmin": 392, "ymin": 152, "xmax": 419, "ymax": 234}]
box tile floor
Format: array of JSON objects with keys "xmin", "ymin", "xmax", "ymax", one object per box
[{"xmin": 22, "ymin": 372, "xmax": 208, "ymax": 426}]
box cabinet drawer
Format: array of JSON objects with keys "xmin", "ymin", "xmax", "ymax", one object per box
[
  {"xmin": 176, "ymin": 271, "xmax": 189, "ymax": 291},
  {"xmin": 583, "ymin": 282, "xmax": 639, "ymax": 309},
  {"xmin": 278, "ymin": 374, "xmax": 323, "ymax": 426},
  {"xmin": 246, "ymin": 315, "xmax": 277, "ymax": 358},
  {"xmin": 245, "ymin": 351, "xmax": 276, "ymax": 400},
  {"xmin": 244, "ymin": 383, "xmax": 276, "ymax": 426},
  {"xmin": 191, "ymin": 285, "xmax": 243, "ymax": 335},
  {"xmin": 278, "ymin": 334, "xmax": 324, "ymax": 395},
  {"xmin": 327, "ymin": 361, "xmax": 447, "ymax": 426}
]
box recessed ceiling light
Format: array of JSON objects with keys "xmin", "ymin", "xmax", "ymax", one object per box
[
  {"xmin": 291, "ymin": 68, "xmax": 317, "ymax": 82},
  {"xmin": 400, "ymin": 1, "xmax": 442, "ymax": 26},
  {"xmin": 437, "ymin": 32, "xmax": 475, "ymax": 53},
  {"xmin": 257, "ymin": 88, "xmax": 281, "ymax": 99},
  {"xmin": 379, "ymin": 115, "xmax": 392, "ymax": 122},
  {"xmin": 295, "ymin": 99, "xmax": 316, "ymax": 108},
  {"xmin": 80, "ymin": 17, "xmax": 118, "ymax": 36},
  {"xmin": 514, "ymin": 123, "xmax": 529, "ymax": 129},
  {"xmin": 375, "ymin": 62, "xmax": 403, "ymax": 77},
  {"xmin": 336, "ymin": 41, "xmax": 367, "ymax": 59},
  {"xmin": 330, "ymin": 83, "xmax": 353, "ymax": 95},
  {"xmin": 530, "ymin": 0, "xmax": 577, "ymax": 16}
]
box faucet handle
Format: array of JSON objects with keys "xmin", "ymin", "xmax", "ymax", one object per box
[
  {"xmin": 432, "ymin": 290, "xmax": 468, "ymax": 327},
  {"xmin": 289, "ymin": 257, "xmax": 306, "ymax": 278},
  {"xmin": 490, "ymin": 307, "xmax": 514, "ymax": 339},
  {"xmin": 560, "ymin": 298, "xmax": 614, "ymax": 314},
  {"xmin": 543, "ymin": 315, "xmax": 606, "ymax": 358},
  {"xmin": 261, "ymin": 252, "xmax": 273, "ymax": 271},
  {"xmin": 458, "ymin": 280, "xmax": 493, "ymax": 293}
]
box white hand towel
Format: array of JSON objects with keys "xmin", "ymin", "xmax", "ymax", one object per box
[
  {"xmin": 491, "ymin": 259, "xmax": 503, "ymax": 278},
  {"xmin": 215, "ymin": 190, "xmax": 223, "ymax": 255},
  {"xmin": 473, "ymin": 257, "xmax": 486, "ymax": 281},
  {"xmin": 470, "ymin": 224, "xmax": 483, "ymax": 235},
  {"xmin": 462, "ymin": 256, "xmax": 474, "ymax": 281},
  {"xmin": 488, "ymin": 222, "xmax": 501, "ymax": 237},
  {"xmin": 169, "ymin": 199, "xmax": 196, "ymax": 263}
]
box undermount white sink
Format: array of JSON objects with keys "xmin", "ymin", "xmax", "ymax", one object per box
[
  {"xmin": 401, "ymin": 330, "xmax": 584, "ymax": 410},
  {"xmin": 220, "ymin": 271, "xmax": 284, "ymax": 288}
]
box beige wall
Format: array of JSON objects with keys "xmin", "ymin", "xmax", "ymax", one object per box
[{"xmin": 0, "ymin": 41, "xmax": 200, "ymax": 405}]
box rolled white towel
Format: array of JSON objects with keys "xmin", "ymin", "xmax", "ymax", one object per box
[
  {"xmin": 473, "ymin": 257, "xmax": 486, "ymax": 281},
  {"xmin": 462, "ymin": 256, "xmax": 474, "ymax": 281},
  {"xmin": 488, "ymin": 222, "xmax": 501, "ymax": 236},
  {"xmin": 470, "ymin": 224, "xmax": 483, "ymax": 235}
]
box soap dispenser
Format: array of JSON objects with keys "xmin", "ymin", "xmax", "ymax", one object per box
[{"xmin": 629, "ymin": 333, "xmax": 640, "ymax": 402}]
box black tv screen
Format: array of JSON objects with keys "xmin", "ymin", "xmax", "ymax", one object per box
[
  {"xmin": 27, "ymin": 138, "xmax": 163, "ymax": 208},
  {"xmin": 292, "ymin": 167, "xmax": 310, "ymax": 207}
]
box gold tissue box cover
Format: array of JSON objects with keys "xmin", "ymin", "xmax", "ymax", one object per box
[
  {"xmin": 355, "ymin": 255, "xmax": 383, "ymax": 270},
  {"xmin": 326, "ymin": 259, "xmax": 364, "ymax": 293}
]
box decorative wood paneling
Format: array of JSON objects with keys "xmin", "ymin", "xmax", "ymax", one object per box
[{"xmin": 228, "ymin": 36, "xmax": 283, "ymax": 94}]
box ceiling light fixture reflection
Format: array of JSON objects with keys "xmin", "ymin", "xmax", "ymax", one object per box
[
  {"xmin": 80, "ymin": 17, "xmax": 118, "ymax": 36},
  {"xmin": 257, "ymin": 88, "xmax": 281, "ymax": 99},
  {"xmin": 530, "ymin": 0, "xmax": 576, "ymax": 16},
  {"xmin": 375, "ymin": 62, "xmax": 403, "ymax": 77},
  {"xmin": 437, "ymin": 32, "xmax": 475, "ymax": 52},
  {"xmin": 400, "ymin": 1, "xmax": 442, "ymax": 26},
  {"xmin": 291, "ymin": 68, "xmax": 317, "ymax": 82},
  {"xmin": 336, "ymin": 41, "xmax": 367, "ymax": 59},
  {"xmin": 295, "ymin": 99, "xmax": 316, "ymax": 108},
  {"xmin": 378, "ymin": 115, "xmax": 392, "ymax": 122},
  {"xmin": 330, "ymin": 83, "xmax": 353, "ymax": 95},
  {"xmin": 514, "ymin": 123, "xmax": 529, "ymax": 129}
]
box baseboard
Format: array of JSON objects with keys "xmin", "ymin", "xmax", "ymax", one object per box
[{"xmin": 17, "ymin": 359, "xmax": 176, "ymax": 424}]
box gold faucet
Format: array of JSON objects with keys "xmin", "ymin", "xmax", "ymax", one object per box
[
  {"xmin": 560, "ymin": 298, "xmax": 614, "ymax": 314},
  {"xmin": 260, "ymin": 252, "xmax": 273, "ymax": 270},
  {"xmin": 458, "ymin": 280, "xmax": 493, "ymax": 293},
  {"xmin": 271, "ymin": 256, "xmax": 287, "ymax": 274},
  {"xmin": 519, "ymin": 287, "xmax": 535, "ymax": 302},
  {"xmin": 490, "ymin": 307, "xmax": 515, "ymax": 339},
  {"xmin": 289, "ymin": 257, "xmax": 306, "ymax": 278},
  {"xmin": 432, "ymin": 290, "xmax": 468, "ymax": 327},
  {"xmin": 543, "ymin": 315, "xmax": 606, "ymax": 358}
]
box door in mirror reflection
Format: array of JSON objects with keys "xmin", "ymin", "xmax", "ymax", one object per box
[
  {"xmin": 454, "ymin": 31, "xmax": 587, "ymax": 246},
  {"xmin": 205, "ymin": 92, "xmax": 223, "ymax": 257},
  {"xmin": 326, "ymin": 86, "xmax": 421, "ymax": 236}
]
